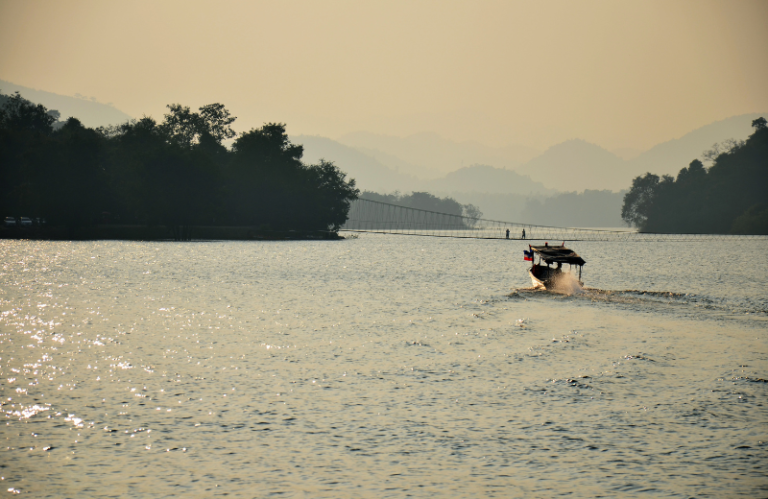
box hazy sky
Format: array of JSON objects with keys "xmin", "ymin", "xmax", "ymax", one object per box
[{"xmin": 1, "ymin": 0, "xmax": 766, "ymax": 151}]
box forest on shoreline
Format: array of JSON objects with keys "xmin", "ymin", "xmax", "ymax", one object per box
[
  {"xmin": 3, "ymin": 90, "xmax": 766, "ymax": 239},
  {"xmin": 0, "ymin": 92, "xmax": 359, "ymax": 240},
  {"xmin": 622, "ymin": 118, "xmax": 767, "ymax": 234},
  {"xmin": 360, "ymin": 191, "xmax": 482, "ymax": 221}
]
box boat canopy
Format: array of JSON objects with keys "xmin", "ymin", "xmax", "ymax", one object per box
[{"xmin": 530, "ymin": 245, "xmax": 586, "ymax": 266}]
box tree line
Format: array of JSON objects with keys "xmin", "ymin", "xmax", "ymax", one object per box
[
  {"xmin": 622, "ymin": 118, "xmax": 767, "ymax": 234},
  {"xmin": 0, "ymin": 92, "xmax": 359, "ymax": 239},
  {"xmin": 360, "ymin": 191, "xmax": 483, "ymax": 227}
]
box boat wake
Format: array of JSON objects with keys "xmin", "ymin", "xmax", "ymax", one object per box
[
  {"xmin": 550, "ymin": 273, "xmax": 584, "ymax": 295},
  {"xmin": 509, "ymin": 287, "xmax": 768, "ymax": 317}
]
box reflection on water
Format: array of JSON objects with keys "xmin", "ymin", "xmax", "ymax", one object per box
[{"xmin": 1, "ymin": 236, "xmax": 766, "ymax": 498}]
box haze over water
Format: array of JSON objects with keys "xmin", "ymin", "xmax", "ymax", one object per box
[{"xmin": 1, "ymin": 236, "xmax": 766, "ymax": 497}]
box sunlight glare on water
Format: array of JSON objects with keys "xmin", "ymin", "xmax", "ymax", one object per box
[{"xmin": 0, "ymin": 236, "xmax": 766, "ymax": 498}]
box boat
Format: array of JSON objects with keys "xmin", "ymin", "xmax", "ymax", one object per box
[{"xmin": 525, "ymin": 243, "xmax": 586, "ymax": 290}]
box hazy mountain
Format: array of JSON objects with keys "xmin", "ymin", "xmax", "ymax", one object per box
[
  {"xmin": 611, "ymin": 147, "xmax": 643, "ymax": 161},
  {"xmin": 439, "ymin": 192, "xmax": 530, "ymax": 223},
  {"xmin": 298, "ymin": 135, "xmax": 624, "ymax": 227},
  {"xmin": 297, "ymin": 135, "xmax": 554, "ymax": 197},
  {"xmin": 337, "ymin": 131, "xmax": 540, "ymax": 176},
  {"xmin": 0, "ymin": 79, "xmax": 132, "ymax": 128},
  {"xmin": 312, "ymin": 113, "xmax": 768, "ymax": 202},
  {"xmin": 352, "ymin": 146, "xmax": 443, "ymax": 180},
  {"xmin": 293, "ymin": 135, "xmax": 421, "ymax": 192},
  {"xmin": 297, "ymin": 135, "xmax": 555, "ymax": 225},
  {"xmin": 627, "ymin": 113, "xmax": 766, "ymax": 178},
  {"xmin": 511, "ymin": 114, "xmax": 767, "ymax": 192},
  {"xmin": 515, "ymin": 139, "xmax": 628, "ymax": 192},
  {"xmin": 425, "ymin": 164, "xmax": 552, "ymax": 196}
]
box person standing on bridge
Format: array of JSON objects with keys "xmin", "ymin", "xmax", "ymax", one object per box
[
  {"xmin": 506, "ymin": 229, "xmax": 510, "ymax": 239},
  {"xmin": 522, "ymin": 229, "xmax": 526, "ymax": 240}
]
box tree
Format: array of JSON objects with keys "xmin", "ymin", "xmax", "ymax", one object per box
[
  {"xmin": 301, "ymin": 160, "xmax": 359, "ymax": 231},
  {"xmin": 198, "ymin": 103, "xmax": 236, "ymax": 144},
  {"xmin": 0, "ymin": 91, "xmax": 56, "ymax": 134},
  {"xmin": 227, "ymin": 124, "xmax": 358, "ymax": 231},
  {"xmin": 108, "ymin": 114, "xmax": 223, "ymax": 238},
  {"xmin": 752, "ymin": 117, "xmax": 767, "ymax": 130},
  {"xmin": 621, "ymin": 173, "xmax": 660, "ymax": 229},
  {"xmin": 0, "ymin": 92, "xmax": 58, "ymax": 219},
  {"xmin": 35, "ymin": 118, "xmax": 109, "ymax": 232},
  {"xmin": 622, "ymin": 118, "xmax": 767, "ymax": 233},
  {"xmin": 227, "ymin": 123, "xmax": 305, "ymax": 227},
  {"xmin": 675, "ymin": 159, "xmax": 706, "ymax": 184},
  {"xmin": 1, "ymin": 94, "xmax": 361, "ymax": 237},
  {"xmin": 462, "ymin": 203, "xmax": 483, "ymax": 227},
  {"xmin": 159, "ymin": 104, "xmax": 200, "ymax": 147},
  {"xmin": 231, "ymin": 123, "xmax": 303, "ymax": 169},
  {"xmin": 160, "ymin": 103, "xmax": 236, "ymax": 148}
]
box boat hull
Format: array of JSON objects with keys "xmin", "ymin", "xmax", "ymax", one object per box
[
  {"xmin": 529, "ymin": 269, "xmax": 547, "ymax": 289},
  {"xmin": 529, "ymin": 265, "xmax": 583, "ymax": 290}
]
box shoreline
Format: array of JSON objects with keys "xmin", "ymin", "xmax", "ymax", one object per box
[{"xmin": 0, "ymin": 225, "xmax": 345, "ymax": 241}]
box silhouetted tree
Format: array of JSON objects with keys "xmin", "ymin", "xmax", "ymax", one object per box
[
  {"xmin": 622, "ymin": 119, "xmax": 767, "ymax": 233},
  {"xmin": 621, "ymin": 173, "xmax": 660, "ymax": 229},
  {"xmin": 199, "ymin": 103, "xmax": 237, "ymax": 144},
  {"xmin": 159, "ymin": 103, "xmax": 236, "ymax": 149},
  {"xmin": 44, "ymin": 118, "xmax": 109, "ymax": 232},
  {"xmin": 0, "ymin": 92, "xmax": 56, "ymax": 216},
  {"xmin": 227, "ymin": 123, "xmax": 305, "ymax": 227},
  {"xmin": 300, "ymin": 160, "xmax": 359, "ymax": 231},
  {"xmin": 0, "ymin": 91, "xmax": 56, "ymax": 133},
  {"xmin": 1, "ymin": 93, "xmax": 359, "ymax": 238},
  {"xmin": 226, "ymin": 124, "xmax": 358, "ymax": 230}
]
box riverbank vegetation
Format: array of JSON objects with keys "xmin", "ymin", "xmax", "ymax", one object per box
[
  {"xmin": 361, "ymin": 191, "xmax": 481, "ymax": 220},
  {"xmin": 0, "ymin": 92, "xmax": 359, "ymax": 239},
  {"xmin": 345, "ymin": 191, "xmax": 483, "ymax": 230},
  {"xmin": 622, "ymin": 118, "xmax": 767, "ymax": 234}
]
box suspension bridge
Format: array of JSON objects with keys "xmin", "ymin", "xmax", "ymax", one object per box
[{"xmin": 341, "ymin": 198, "xmax": 766, "ymax": 242}]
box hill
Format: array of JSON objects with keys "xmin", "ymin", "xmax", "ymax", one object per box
[
  {"xmin": 337, "ymin": 131, "xmax": 540, "ymax": 176},
  {"xmin": 293, "ymin": 135, "xmax": 420, "ymax": 192},
  {"xmin": 511, "ymin": 115, "xmax": 767, "ymax": 192},
  {"xmin": 350, "ymin": 145, "xmax": 443, "ymax": 180},
  {"xmin": 0, "ymin": 79, "xmax": 132, "ymax": 128},
  {"xmin": 622, "ymin": 119, "xmax": 767, "ymax": 233},
  {"xmin": 515, "ymin": 139, "xmax": 628, "ymax": 192},
  {"xmin": 425, "ymin": 164, "xmax": 552, "ymax": 196},
  {"xmin": 297, "ymin": 136, "xmax": 554, "ymax": 197},
  {"xmin": 627, "ymin": 113, "xmax": 767, "ymax": 178}
]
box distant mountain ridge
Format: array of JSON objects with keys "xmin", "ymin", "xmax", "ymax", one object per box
[
  {"xmin": 515, "ymin": 139, "xmax": 626, "ymax": 192},
  {"xmin": 0, "ymin": 79, "xmax": 132, "ymax": 128},
  {"xmin": 293, "ymin": 135, "xmax": 420, "ymax": 193},
  {"xmin": 628, "ymin": 113, "xmax": 766, "ymax": 177},
  {"xmin": 511, "ymin": 113, "xmax": 766, "ymax": 192},
  {"xmin": 337, "ymin": 131, "xmax": 540, "ymax": 176},
  {"xmin": 425, "ymin": 164, "xmax": 552, "ymax": 196},
  {"xmin": 295, "ymin": 135, "xmax": 551, "ymax": 196},
  {"xmin": 298, "ymin": 112, "xmax": 767, "ymax": 197}
]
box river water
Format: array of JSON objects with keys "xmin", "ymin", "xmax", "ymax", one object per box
[{"xmin": 1, "ymin": 235, "xmax": 766, "ymax": 498}]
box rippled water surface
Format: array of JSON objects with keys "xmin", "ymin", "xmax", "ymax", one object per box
[{"xmin": 1, "ymin": 236, "xmax": 766, "ymax": 498}]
